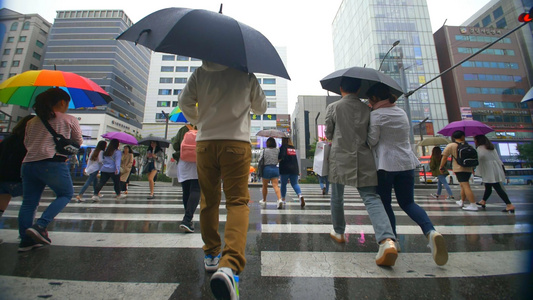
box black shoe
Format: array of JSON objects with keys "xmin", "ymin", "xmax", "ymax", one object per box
[
  {"xmin": 147, "ymin": 194, "xmax": 155, "ymax": 199},
  {"xmin": 502, "ymin": 209, "xmax": 515, "ymax": 213},
  {"xmin": 475, "ymin": 201, "xmax": 486, "ymax": 208},
  {"xmin": 26, "ymin": 224, "xmax": 51, "ymax": 245},
  {"xmin": 18, "ymin": 240, "xmax": 44, "ymax": 252},
  {"xmin": 179, "ymin": 223, "xmax": 194, "ymax": 233}
]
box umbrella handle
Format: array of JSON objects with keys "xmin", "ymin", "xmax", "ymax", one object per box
[{"xmin": 135, "ymin": 29, "xmax": 152, "ymax": 45}]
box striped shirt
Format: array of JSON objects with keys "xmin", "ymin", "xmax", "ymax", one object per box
[{"xmin": 23, "ymin": 112, "xmax": 83, "ymax": 163}]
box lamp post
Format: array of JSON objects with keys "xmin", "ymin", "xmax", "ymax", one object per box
[
  {"xmin": 315, "ymin": 112, "xmax": 320, "ymax": 142},
  {"xmin": 161, "ymin": 110, "xmax": 169, "ymax": 140},
  {"xmin": 378, "ymin": 40, "xmax": 400, "ymax": 71},
  {"xmin": 418, "ymin": 117, "xmax": 429, "ymax": 156}
]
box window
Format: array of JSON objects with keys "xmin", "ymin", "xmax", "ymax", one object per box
[
  {"xmin": 7, "ymin": 37, "xmax": 14, "ymax": 43},
  {"xmin": 177, "ymin": 55, "xmax": 189, "ymax": 61},
  {"xmin": 173, "ymin": 89, "xmax": 182, "ymax": 95},
  {"xmin": 32, "ymin": 52, "xmax": 41, "ymax": 60},
  {"xmin": 172, "ymin": 101, "xmax": 178, "ymax": 107},
  {"xmin": 19, "ymin": 36, "xmax": 27, "ymax": 42},
  {"xmin": 159, "ymin": 77, "xmax": 173, "ymax": 83},
  {"xmin": 161, "ymin": 66, "xmax": 174, "ymax": 72},
  {"xmin": 36, "ymin": 40, "xmax": 44, "ymax": 48},
  {"xmin": 15, "ymin": 48, "xmax": 23, "ymax": 54},
  {"xmin": 3, "ymin": 49, "xmax": 10, "ymax": 55},
  {"xmin": 157, "ymin": 101, "xmax": 171, "ymax": 107},
  {"xmin": 267, "ymin": 101, "xmax": 277, "ymax": 108},
  {"xmin": 496, "ymin": 18, "xmax": 507, "ymax": 29},
  {"xmin": 174, "ymin": 78, "xmax": 187, "ymax": 83},
  {"xmin": 257, "ymin": 78, "xmax": 262, "ymax": 84},
  {"xmin": 504, "ymin": 49, "xmax": 515, "ymax": 56},
  {"xmin": 12, "ymin": 61, "xmax": 20, "ymax": 67},
  {"xmin": 155, "ymin": 113, "xmax": 166, "ymax": 120},
  {"xmin": 10, "ymin": 22, "xmax": 18, "ymax": 31},
  {"xmin": 493, "ymin": 7, "xmax": 504, "ymax": 19},
  {"xmin": 8, "ymin": 73, "xmax": 16, "ymax": 78},
  {"xmin": 0, "ymin": 74, "xmax": 3, "ymax": 81},
  {"xmin": 463, "ymin": 74, "xmax": 477, "ymax": 80},
  {"xmin": 158, "ymin": 89, "xmax": 172, "ymax": 95},
  {"xmin": 263, "ymin": 78, "xmax": 276, "ymax": 84},
  {"xmin": 190, "ymin": 67, "xmax": 198, "ymax": 72},
  {"xmin": 23, "ymin": 21, "xmax": 30, "ymax": 30},
  {"xmin": 264, "ymin": 90, "xmax": 276, "ymax": 96},
  {"xmin": 29, "ymin": 64, "xmax": 39, "ymax": 70},
  {"xmin": 162, "ymin": 55, "xmax": 175, "ymax": 61},
  {"xmin": 0, "ymin": 61, "xmax": 7, "ymax": 68},
  {"xmin": 176, "ymin": 66, "xmax": 188, "ymax": 72}
]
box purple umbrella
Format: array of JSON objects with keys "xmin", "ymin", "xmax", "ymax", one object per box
[
  {"xmin": 437, "ymin": 120, "xmax": 494, "ymax": 137},
  {"xmin": 101, "ymin": 132, "xmax": 138, "ymax": 145}
]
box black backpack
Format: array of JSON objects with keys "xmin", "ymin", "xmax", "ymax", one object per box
[{"xmin": 453, "ymin": 142, "xmax": 478, "ymax": 167}]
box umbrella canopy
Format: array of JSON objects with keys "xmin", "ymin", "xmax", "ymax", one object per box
[
  {"xmin": 132, "ymin": 150, "xmax": 141, "ymax": 157},
  {"xmin": 417, "ymin": 137, "xmax": 451, "ymax": 147},
  {"xmin": 169, "ymin": 106, "xmax": 188, "ymax": 123},
  {"xmin": 116, "ymin": 7, "xmax": 290, "ymax": 80},
  {"xmin": 437, "ymin": 120, "xmax": 494, "ymax": 137},
  {"xmin": 521, "ymin": 87, "xmax": 533, "ymax": 103},
  {"xmin": 101, "ymin": 132, "xmax": 138, "ymax": 145},
  {"xmin": 320, "ymin": 66, "xmax": 404, "ymax": 98},
  {"xmin": 0, "ymin": 70, "xmax": 113, "ymax": 108},
  {"xmin": 139, "ymin": 136, "xmax": 171, "ymax": 148},
  {"xmin": 256, "ymin": 129, "xmax": 288, "ymax": 138}
]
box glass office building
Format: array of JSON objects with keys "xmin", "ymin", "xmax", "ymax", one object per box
[{"xmin": 332, "ymin": 0, "xmax": 449, "ymax": 136}]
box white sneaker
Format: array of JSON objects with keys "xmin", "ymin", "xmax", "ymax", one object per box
[
  {"xmin": 259, "ymin": 200, "xmax": 266, "ymax": 205},
  {"xmin": 462, "ymin": 204, "xmax": 479, "ymax": 211},
  {"xmin": 428, "ymin": 231, "xmax": 448, "ymax": 266},
  {"xmin": 329, "ymin": 229, "xmax": 346, "ymax": 243},
  {"xmin": 446, "ymin": 196, "xmax": 455, "ymax": 200},
  {"xmin": 455, "ymin": 200, "xmax": 463, "ymax": 207},
  {"xmin": 375, "ymin": 239, "xmax": 398, "ymax": 266},
  {"xmin": 91, "ymin": 195, "xmax": 100, "ymax": 202},
  {"xmin": 118, "ymin": 193, "xmax": 127, "ymax": 199},
  {"xmin": 210, "ymin": 267, "xmax": 239, "ymax": 300},
  {"xmin": 430, "ymin": 193, "xmax": 439, "ymax": 198},
  {"xmin": 277, "ymin": 200, "xmax": 283, "ymax": 209}
]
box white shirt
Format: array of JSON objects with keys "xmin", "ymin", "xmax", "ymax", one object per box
[
  {"xmin": 178, "ymin": 61, "xmax": 267, "ymax": 142},
  {"xmin": 177, "ymin": 159, "xmax": 198, "ymax": 183},
  {"xmin": 84, "ymin": 149, "xmax": 104, "ymax": 174},
  {"xmin": 476, "ymin": 145, "xmax": 505, "ymax": 183},
  {"xmin": 368, "ymin": 106, "xmax": 420, "ymax": 171}
]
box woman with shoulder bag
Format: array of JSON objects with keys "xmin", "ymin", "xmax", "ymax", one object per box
[
  {"xmin": 76, "ymin": 140, "xmax": 107, "ymax": 202},
  {"xmin": 120, "ymin": 145, "xmax": 134, "ymax": 195},
  {"xmin": 279, "ymin": 137, "xmax": 305, "ymax": 208},
  {"xmin": 18, "ymin": 88, "xmax": 83, "ymax": 252},
  {"xmin": 143, "ymin": 141, "xmax": 164, "ymax": 199},
  {"xmin": 92, "ymin": 139, "xmax": 123, "ymax": 201},
  {"xmin": 429, "ymin": 147, "xmax": 454, "ymax": 200},
  {"xmin": 259, "ymin": 137, "xmax": 283, "ymax": 209}
]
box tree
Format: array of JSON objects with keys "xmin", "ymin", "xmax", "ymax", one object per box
[{"xmin": 517, "ymin": 142, "xmax": 533, "ymax": 167}]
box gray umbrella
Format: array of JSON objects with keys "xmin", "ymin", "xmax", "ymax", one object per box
[
  {"xmin": 138, "ymin": 136, "xmax": 171, "ymax": 148},
  {"xmin": 521, "ymin": 87, "xmax": 533, "ymax": 103},
  {"xmin": 116, "ymin": 7, "xmax": 290, "ymax": 80},
  {"xmin": 320, "ymin": 66, "xmax": 404, "ymax": 98}
]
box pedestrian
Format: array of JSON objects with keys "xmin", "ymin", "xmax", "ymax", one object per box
[
  {"xmin": 367, "ymin": 83, "xmax": 448, "ymax": 266},
  {"xmin": 259, "ymin": 137, "xmax": 283, "ymax": 209},
  {"xmin": 120, "ymin": 145, "xmax": 134, "ymax": 195},
  {"xmin": 172, "ymin": 124, "xmax": 201, "ymax": 233},
  {"xmin": 474, "ymin": 135, "xmax": 515, "ymax": 213},
  {"xmin": 0, "ymin": 115, "xmax": 35, "ymax": 244},
  {"xmin": 92, "ymin": 139, "xmax": 123, "ymax": 201},
  {"xmin": 318, "ymin": 174, "xmax": 329, "ymax": 195},
  {"xmin": 143, "ymin": 141, "xmax": 164, "ymax": 199},
  {"xmin": 440, "ymin": 130, "xmax": 478, "ymax": 211},
  {"xmin": 429, "ymin": 147, "xmax": 454, "ymax": 200},
  {"xmin": 325, "ymin": 77, "xmax": 398, "ymax": 267},
  {"xmin": 76, "ymin": 140, "xmax": 107, "ymax": 202},
  {"xmin": 279, "ymin": 137, "xmax": 305, "ymax": 208},
  {"xmin": 18, "ymin": 88, "xmax": 83, "ymax": 252},
  {"xmin": 179, "ymin": 60, "xmax": 266, "ymax": 299}
]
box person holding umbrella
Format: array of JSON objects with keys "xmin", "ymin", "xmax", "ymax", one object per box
[
  {"xmin": 143, "ymin": 141, "xmax": 165, "ymax": 199},
  {"xmin": 179, "ymin": 59, "xmax": 266, "ymax": 298},
  {"xmin": 120, "ymin": 145, "xmax": 134, "ymax": 196},
  {"xmin": 18, "ymin": 88, "xmax": 83, "ymax": 251},
  {"xmin": 367, "ymin": 83, "xmax": 448, "ymax": 266},
  {"xmin": 92, "ymin": 139, "xmax": 124, "ymax": 201}
]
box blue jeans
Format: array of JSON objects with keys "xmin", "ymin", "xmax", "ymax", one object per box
[
  {"xmin": 436, "ymin": 174, "xmax": 453, "ymax": 197},
  {"xmin": 318, "ymin": 175, "xmax": 329, "ymax": 193},
  {"xmin": 19, "ymin": 161, "xmax": 74, "ymax": 242},
  {"xmin": 330, "ymin": 183, "xmax": 395, "ymax": 243},
  {"xmin": 377, "ymin": 169, "xmax": 435, "ymax": 237},
  {"xmin": 79, "ymin": 171, "xmax": 98, "ymax": 196},
  {"xmin": 280, "ymin": 174, "xmax": 302, "ymax": 198}
]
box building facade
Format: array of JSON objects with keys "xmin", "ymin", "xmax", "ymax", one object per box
[
  {"xmin": 0, "ymin": 8, "xmax": 51, "ymax": 132},
  {"xmin": 142, "ymin": 48, "xmax": 289, "ymax": 147},
  {"xmin": 434, "ymin": 25, "xmax": 531, "ymax": 165},
  {"xmin": 331, "ymin": 0, "xmax": 449, "ymax": 139},
  {"xmin": 42, "ymin": 10, "xmax": 151, "ymax": 146},
  {"xmin": 462, "ymin": 0, "xmax": 533, "ymax": 86}
]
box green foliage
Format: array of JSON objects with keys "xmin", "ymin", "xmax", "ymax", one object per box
[
  {"xmin": 307, "ymin": 139, "xmax": 318, "ymax": 159},
  {"xmin": 300, "ymin": 175, "xmax": 318, "ymax": 184},
  {"xmin": 517, "ymin": 142, "xmax": 533, "ymax": 167}
]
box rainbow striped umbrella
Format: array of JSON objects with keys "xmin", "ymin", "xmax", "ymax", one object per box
[
  {"xmin": 0, "ymin": 70, "xmax": 113, "ymax": 108},
  {"xmin": 169, "ymin": 106, "xmax": 188, "ymax": 123}
]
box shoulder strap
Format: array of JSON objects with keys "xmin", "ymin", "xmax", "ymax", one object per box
[
  {"xmin": 186, "ymin": 124, "xmax": 193, "ymax": 131},
  {"xmin": 40, "ymin": 118, "xmax": 60, "ymax": 138}
]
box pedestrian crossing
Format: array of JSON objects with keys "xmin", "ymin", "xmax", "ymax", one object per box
[{"xmin": 0, "ymin": 182, "xmax": 531, "ymax": 299}]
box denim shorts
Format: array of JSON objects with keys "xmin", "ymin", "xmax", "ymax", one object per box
[
  {"xmin": 0, "ymin": 181, "xmax": 23, "ymax": 197},
  {"xmin": 262, "ymin": 165, "xmax": 279, "ymax": 179}
]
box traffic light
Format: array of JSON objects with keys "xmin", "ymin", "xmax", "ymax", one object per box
[{"xmin": 518, "ymin": 7, "xmax": 533, "ymax": 23}]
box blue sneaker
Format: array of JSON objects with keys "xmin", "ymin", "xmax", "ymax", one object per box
[
  {"xmin": 204, "ymin": 253, "xmax": 221, "ymax": 272},
  {"xmin": 210, "ymin": 267, "xmax": 239, "ymax": 300}
]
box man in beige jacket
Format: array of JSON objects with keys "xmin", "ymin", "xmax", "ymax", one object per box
[{"xmin": 179, "ymin": 60, "xmax": 266, "ymax": 299}]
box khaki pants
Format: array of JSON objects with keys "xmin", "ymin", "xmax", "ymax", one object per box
[{"xmin": 196, "ymin": 140, "xmax": 251, "ymax": 274}]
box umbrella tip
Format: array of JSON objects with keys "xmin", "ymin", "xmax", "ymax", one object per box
[{"xmin": 219, "ymin": 3, "xmax": 223, "ymax": 14}]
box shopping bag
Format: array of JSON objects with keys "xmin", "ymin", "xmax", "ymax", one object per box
[
  {"xmin": 257, "ymin": 150, "xmax": 265, "ymax": 178},
  {"xmin": 165, "ymin": 158, "xmax": 178, "ymax": 178},
  {"xmin": 313, "ymin": 141, "xmax": 331, "ymax": 176}
]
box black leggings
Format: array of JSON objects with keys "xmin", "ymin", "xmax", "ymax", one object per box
[
  {"xmin": 483, "ymin": 182, "xmax": 511, "ymax": 205},
  {"xmin": 95, "ymin": 172, "xmax": 121, "ymax": 196}
]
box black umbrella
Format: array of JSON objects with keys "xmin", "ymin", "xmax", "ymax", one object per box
[
  {"xmin": 116, "ymin": 7, "xmax": 290, "ymax": 80},
  {"xmin": 320, "ymin": 67, "xmax": 404, "ymax": 98},
  {"xmin": 138, "ymin": 136, "xmax": 171, "ymax": 148}
]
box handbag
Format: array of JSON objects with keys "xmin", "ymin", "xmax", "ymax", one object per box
[
  {"xmin": 166, "ymin": 159, "xmax": 178, "ymax": 178},
  {"xmin": 40, "ymin": 118, "xmax": 80, "ymax": 155},
  {"xmin": 257, "ymin": 149, "xmax": 265, "ymax": 178}
]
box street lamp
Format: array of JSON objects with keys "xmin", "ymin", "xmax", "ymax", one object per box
[
  {"xmin": 315, "ymin": 112, "xmax": 320, "ymax": 142},
  {"xmin": 161, "ymin": 110, "xmax": 169, "ymax": 140},
  {"xmin": 378, "ymin": 40, "xmax": 400, "ymax": 71}
]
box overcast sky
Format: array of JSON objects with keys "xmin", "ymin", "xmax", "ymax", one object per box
[{"xmin": 4, "ymin": 0, "xmax": 491, "ymax": 112}]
